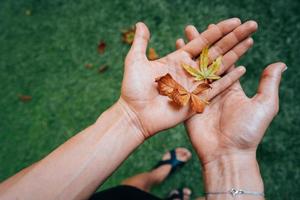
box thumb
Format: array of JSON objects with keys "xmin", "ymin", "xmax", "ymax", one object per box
[
  {"xmin": 254, "ymin": 62, "xmax": 287, "ymax": 108},
  {"xmin": 128, "ymin": 22, "xmax": 150, "ymax": 59}
]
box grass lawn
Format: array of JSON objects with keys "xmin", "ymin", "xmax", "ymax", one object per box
[{"xmin": 0, "ymin": 0, "xmax": 299, "ymax": 199}]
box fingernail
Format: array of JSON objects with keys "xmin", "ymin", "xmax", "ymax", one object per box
[
  {"xmin": 230, "ymin": 17, "xmax": 241, "ymax": 24},
  {"xmin": 238, "ymin": 66, "xmax": 246, "ymax": 73},
  {"xmin": 135, "ymin": 22, "xmax": 142, "ymax": 28},
  {"xmin": 282, "ymin": 66, "xmax": 288, "ymax": 72}
]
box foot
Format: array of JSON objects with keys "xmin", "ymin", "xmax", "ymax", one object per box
[
  {"xmin": 150, "ymin": 147, "xmax": 192, "ymax": 184},
  {"xmin": 168, "ymin": 187, "xmax": 192, "ymax": 200}
]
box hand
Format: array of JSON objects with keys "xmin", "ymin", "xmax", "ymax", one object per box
[
  {"xmin": 120, "ymin": 18, "xmax": 257, "ymax": 139},
  {"xmin": 182, "ymin": 26, "xmax": 286, "ymax": 165}
]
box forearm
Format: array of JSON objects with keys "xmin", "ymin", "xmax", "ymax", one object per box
[
  {"xmin": 0, "ymin": 99, "xmax": 145, "ymax": 200},
  {"xmin": 203, "ymin": 153, "xmax": 264, "ymax": 200}
]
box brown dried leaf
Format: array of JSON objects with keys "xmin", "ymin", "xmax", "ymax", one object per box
[
  {"xmin": 98, "ymin": 65, "xmax": 108, "ymax": 73},
  {"xmin": 19, "ymin": 95, "xmax": 32, "ymax": 102},
  {"xmin": 192, "ymin": 83, "xmax": 211, "ymax": 95},
  {"xmin": 122, "ymin": 27, "xmax": 135, "ymax": 45},
  {"xmin": 85, "ymin": 63, "xmax": 93, "ymax": 69},
  {"xmin": 190, "ymin": 94, "xmax": 206, "ymax": 113},
  {"xmin": 148, "ymin": 48, "xmax": 159, "ymax": 60},
  {"xmin": 97, "ymin": 41, "xmax": 106, "ymax": 54},
  {"xmin": 155, "ymin": 73, "xmax": 185, "ymax": 98},
  {"xmin": 155, "ymin": 73, "xmax": 210, "ymax": 113},
  {"xmin": 171, "ymin": 89, "xmax": 190, "ymax": 106}
]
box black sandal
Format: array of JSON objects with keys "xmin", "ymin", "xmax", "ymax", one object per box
[
  {"xmin": 167, "ymin": 188, "xmax": 190, "ymax": 200},
  {"xmin": 153, "ymin": 149, "xmax": 187, "ymax": 178}
]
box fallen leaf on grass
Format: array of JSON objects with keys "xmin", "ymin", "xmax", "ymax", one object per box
[
  {"xmin": 85, "ymin": 63, "xmax": 93, "ymax": 69},
  {"xmin": 25, "ymin": 9, "xmax": 32, "ymax": 16},
  {"xmin": 98, "ymin": 65, "xmax": 108, "ymax": 73},
  {"xmin": 97, "ymin": 41, "xmax": 106, "ymax": 54},
  {"xmin": 182, "ymin": 47, "xmax": 222, "ymax": 83},
  {"xmin": 148, "ymin": 48, "xmax": 159, "ymax": 60},
  {"xmin": 19, "ymin": 95, "xmax": 32, "ymax": 102},
  {"xmin": 122, "ymin": 27, "xmax": 135, "ymax": 45},
  {"xmin": 155, "ymin": 73, "xmax": 210, "ymax": 113}
]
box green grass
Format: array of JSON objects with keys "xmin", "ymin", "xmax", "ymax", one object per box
[{"xmin": 0, "ymin": 0, "xmax": 300, "ymax": 199}]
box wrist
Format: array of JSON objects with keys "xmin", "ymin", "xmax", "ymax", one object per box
[
  {"xmin": 97, "ymin": 98, "xmax": 147, "ymax": 142},
  {"xmin": 203, "ymin": 152, "xmax": 264, "ymax": 200}
]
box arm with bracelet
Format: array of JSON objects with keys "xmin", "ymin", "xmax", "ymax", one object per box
[
  {"xmin": 185, "ymin": 60, "xmax": 286, "ymax": 199},
  {"xmin": 180, "ymin": 24, "xmax": 286, "ymax": 200}
]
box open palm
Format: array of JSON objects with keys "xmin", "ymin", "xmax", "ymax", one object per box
[
  {"xmin": 181, "ymin": 27, "xmax": 287, "ymax": 164},
  {"xmin": 120, "ymin": 19, "xmax": 257, "ymax": 138}
]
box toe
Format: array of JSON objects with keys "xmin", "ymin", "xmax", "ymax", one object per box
[
  {"xmin": 183, "ymin": 187, "xmax": 192, "ymax": 200},
  {"xmin": 175, "ymin": 147, "xmax": 192, "ymax": 162},
  {"xmin": 162, "ymin": 147, "xmax": 191, "ymax": 162}
]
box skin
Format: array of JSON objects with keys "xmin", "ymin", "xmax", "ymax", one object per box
[
  {"xmin": 121, "ymin": 18, "xmax": 255, "ymax": 138},
  {"xmin": 0, "ymin": 18, "xmax": 275, "ymax": 200},
  {"xmin": 176, "ymin": 25, "xmax": 287, "ymax": 199},
  {"xmin": 121, "ymin": 148, "xmax": 192, "ymax": 193}
]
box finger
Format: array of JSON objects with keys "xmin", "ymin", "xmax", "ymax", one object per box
[
  {"xmin": 175, "ymin": 25, "xmax": 199, "ymax": 50},
  {"xmin": 185, "ymin": 25, "xmax": 200, "ymax": 41},
  {"xmin": 218, "ymin": 37, "xmax": 254, "ymax": 74},
  {"xmin": 207, "ymin": 24, "xmax": 215, "ymax": 30},
  {"xmin": 226, "ymin": 65, "xmax": 236, "ymax": 73},
  {"xmin": 209, "ymin": 65, "xmax": 244, "ymax": 103},
  {"xmin": 184, "ymin": 23, "xmax": 229, "ymax": 43},
  {"xmin": 184, "ymin": 24, "xmax": 214, "ymax": 42},
  {"xmin": 206, "ymin": 66, "xmax": 246, "ymax": 100},
  {"xmin": 254, "ymin": 62, "xmax": 287, "ymax": 105},
  {"xmin": 208, "ymin": 21, "xmax": 258, "ymax": 63},
  {"xmin": 129, "ymin": 22, "xmax": 150, "ymax": 58},
  {"xmin": 176, "ymin": 38, "xmax": 185, "ymax": 49},
  {"xmin": 224, "ymin": 65, "xmax": 243, "ymax": 90},
  {"xmin": 182, "ymin": 18, "xmax": 241, "ymax": 57}
]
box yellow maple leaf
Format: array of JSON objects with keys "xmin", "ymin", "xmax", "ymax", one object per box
[{"xmin": 182, "ymin": 47, "xmax": 222, "ymax": 82}]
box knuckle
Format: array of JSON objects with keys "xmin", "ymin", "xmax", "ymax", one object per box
[
  {"xmin": 230, "ymin": 31, "xmax": 241, "ymax": 43},
  {"xmin": 225, "ymin": 74, "xmax": 235, "ymax": 84},
  {"xmin": 263, "ymin": 98, "xmax": 279, "ymax": 116},
  {"xmin": 215, "ymin": 25, "xmax": 224, "ymax": 37},
  {"xmin": 272, "ymin": 99, "xmax": 280, "ymax": 115},
  {"xmin": 262, "ymin": 69, "xmax": 276, "ymax": 80},
  {"xmin": 230, "ymin": 50, "xmax": 240, "ymax": 61},
  {"xmin": 212, "ymin": 45, "xmax": 224, "ymax": 56},
  {"xmin": 208, "ymin": 84, "xmax": 220, "ymax": 100}
]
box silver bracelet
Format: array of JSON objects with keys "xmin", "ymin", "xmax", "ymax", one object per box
[{"xmin": 205, "ymin": 188, "xmax": 265, "ymax": 197}]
